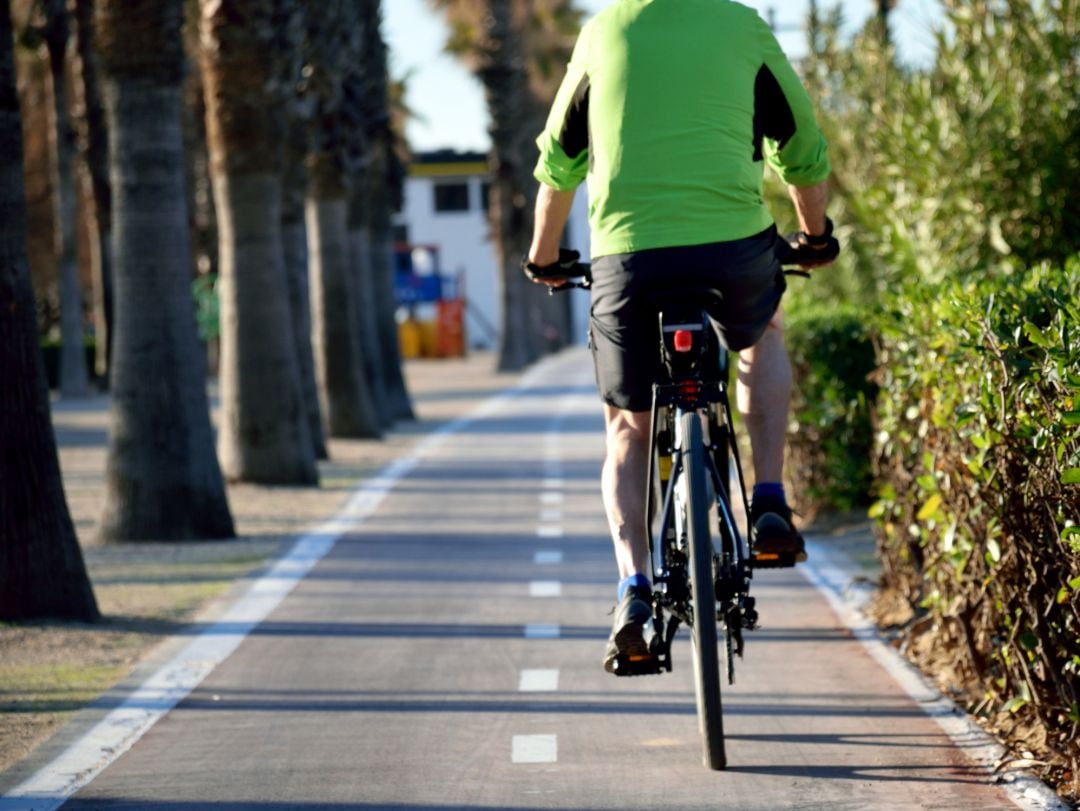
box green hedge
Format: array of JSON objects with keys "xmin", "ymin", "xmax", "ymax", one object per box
[
  {"xmin": 872, "ymin": 259, "xmax": 1080, "ymax": 778},
  {"xmin": 785, "ymin": 305, "xmax": 877, "ymax": 514}
]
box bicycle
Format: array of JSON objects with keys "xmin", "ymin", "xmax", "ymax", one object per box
[{"xmin": 532, "ymin": 232, "xmax": 836, "ymax": 770}]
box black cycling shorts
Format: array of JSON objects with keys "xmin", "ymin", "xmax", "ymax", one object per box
[{"xmin": 589, "ymin": 226, "xmax": 785, "ymax": 412}]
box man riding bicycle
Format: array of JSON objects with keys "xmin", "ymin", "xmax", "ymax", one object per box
[{"xmin": 523, "ymin": 0, "xmax": 838, "ymax": 673}]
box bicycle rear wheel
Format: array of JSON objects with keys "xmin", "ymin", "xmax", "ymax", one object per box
[{"xmin": 681, "ymin": 411, "xmax": 726, "ymax": 769}]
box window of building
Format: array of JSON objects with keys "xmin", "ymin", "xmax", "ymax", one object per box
[
  {"xmin": 479, "ymin": 182, "xmax": 492, "ymax": 212},
  {"xmin": 433, "ymin": 182, "xmax": 470, "ymax": 213}
]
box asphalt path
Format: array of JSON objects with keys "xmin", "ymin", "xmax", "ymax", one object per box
[{"xmin": 38, "ymin": 352, "xmax": 1018, "ymax": 809}]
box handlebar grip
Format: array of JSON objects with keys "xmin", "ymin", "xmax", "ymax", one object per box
[
  {"xmin": 522, "ymin": 249, "xmax": 592, "ymax": 288},
  {"xmin": 776, "ymin": 232, "xmax": 840, "ymax": 267}
]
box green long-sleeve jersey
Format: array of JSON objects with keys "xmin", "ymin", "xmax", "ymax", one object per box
[{"xmin": 534, "ymin": 0, "xmax": 831, "ymax": 258}]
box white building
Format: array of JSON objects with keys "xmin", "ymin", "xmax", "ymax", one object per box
[{"xmin": 393, "ymin": 150, "xmax": 591, "ymax": 350}]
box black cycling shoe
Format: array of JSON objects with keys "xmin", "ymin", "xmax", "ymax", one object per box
[
  {"xmin": 602, "ymin": 584, "xmax": 655, "ymax": 673},
  {"xmin": 750, "ymin": 494, "xmax": 807, "ymax": 568}
]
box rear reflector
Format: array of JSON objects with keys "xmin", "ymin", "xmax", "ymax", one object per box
[{"xmin": 673, "ymin": 330, "xmax": 693, "ymax": 353}]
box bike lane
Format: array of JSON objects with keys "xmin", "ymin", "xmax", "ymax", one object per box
[{"xmin": 3, "ymin": 349, "xmax": 1039, "ymax": 810}]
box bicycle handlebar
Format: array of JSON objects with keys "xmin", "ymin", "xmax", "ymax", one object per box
[{"xmin": 526, "ymin": 229, "xmax": 840, "ymax": 294}]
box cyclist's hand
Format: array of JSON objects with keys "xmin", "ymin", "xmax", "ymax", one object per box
[
  {"xmin": 522, "ymin": 248, "xmax": 581, "ymax": 286},
  {"xmin": 781, "ymin": 217, "xmax": 840, "ymax": 268}
]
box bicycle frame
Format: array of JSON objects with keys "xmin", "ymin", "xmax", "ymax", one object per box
[{"xmin": 615, "ymin": 310, "xmax": 759, "ymax": 681}]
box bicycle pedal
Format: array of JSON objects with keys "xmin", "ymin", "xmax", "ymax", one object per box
[
  {"xmin": 750, "ymin": 550, "xmax": 806, "ymax": 569},
  {"xmin": 611, "ymin": 653, "xmax": 663, "ymax": 677}
]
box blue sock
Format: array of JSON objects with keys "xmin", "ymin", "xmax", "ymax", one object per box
[
  {"xmin": 753, "ymin": 482, "xmax": 786, "ymax": 504},
  {"xmin": 618, "ymin": 573, "xmax": 650, "ymax": 600}
]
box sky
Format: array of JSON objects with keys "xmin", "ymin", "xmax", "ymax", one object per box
[{"xmin": 383, "ymin": 0, "xmax": 943, "ymax": 154}]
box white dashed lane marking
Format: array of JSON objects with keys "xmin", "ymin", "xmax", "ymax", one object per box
[
  {"xmin": 512, "ymin": 734, "xmax": 558, "ymax": 764},
  {"xmin": 524, "ymin": 624, "xmax": 560, "ymax": 639},
  {"xmin": 529, "ymin": 581, "xmax": 562, "ymax": 597},
  {"xmin": 518, "ymin": 669, "xmax": 560, "ymax": 692},
  {"xmin": 533, "ymin": 550, "xmax": 563, "ymax": 565}
]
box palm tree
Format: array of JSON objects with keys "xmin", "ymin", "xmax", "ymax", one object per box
[
  {"xmin": 304, "ymin": 0, "xmax": 382, "ymax": 438},
  {"xmin": 283, "ymin": 110, "xmax": 328, "ymax": 459},
  {"xmin": 875, "ymin": 0, "xmax": 896, "ymax": 45},
  {"xmin": 95, "ymin": 0, "xmax": 234, "ymax": 541},
  {"xmin": 198, "ymin": 0, "xmax": 317, "ymax": 484},
  {"xmin": 0, "ymin": 0, "xmax": 98, "ymax": 620},
  {"xmin": 342, "ymin": 65, "xmax": 389, "ymax": 426},
  {"xmin": 69, "ymin": 0, "xmax": 113, "ymax": 383},
  {"xmin": 357, "ymin": 0, "xmax": 412, "ymax": 423},
  {"xmin": 429, "ymin": 0, "xmax": 581, "ymax": 371},
  {"xmin": 346, "ymin": 164, "xmax": 390, "ymax": 427},
  {"xmin": 28, "ymin": 0, "xmax": 89, "ymax": 395}
]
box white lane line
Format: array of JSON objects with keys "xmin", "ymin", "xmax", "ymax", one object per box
[
  {"xmin": 529, "ymin": 581, "xmax": 562, "ymax": 597},
  {"xmin": 538, "ymin": 508, "xmax": 562, "ymax": 522},
  {"xmin": 533, "ymin": 550, "xmax": 563, "ymax": 565},
  {"xmin": 0, "ymin": 355, "xmax": 574, "ymax": 811},
  {"xmin": 802, "ymin": 541, "xmax": 1069, "ymax": 811},
  {"xmin": 512, "ymin": 735, "xmax": 558, "ymax": 764},
  {"xmin": 540, "ymin": 492, "xmax": 564, "ymax": 505},
  {"xmin": 524, "ymin": 624, "xmax": 560, "ymax": 639},
  {"xmin": 518, "ymin": 669, "xmax": 560, "ymax": 692},
  {"xmin": 535, "ymin": 526, "xmax": 564, "ymax": 538},
  {"xmin": 542, "ymin": 478, "xmax": 564, "ymax": 489}
]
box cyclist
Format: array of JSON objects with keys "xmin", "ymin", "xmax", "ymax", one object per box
[{"xmin": 522, "ymin": 0, "xmax": 837, "ymax": 673}]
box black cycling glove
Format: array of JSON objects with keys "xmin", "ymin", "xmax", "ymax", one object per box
[
  {"xmin": 781, "ymin": 216, "xmax": 840, "ymax": 265},
  {"xmin": 521, "ymin": 248, "xmax": 582, "ymax": 283}
]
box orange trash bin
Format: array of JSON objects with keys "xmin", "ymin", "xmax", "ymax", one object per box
[{"xmin": 435, "ymin": 299, "xmax": 466, "ymax": 358}]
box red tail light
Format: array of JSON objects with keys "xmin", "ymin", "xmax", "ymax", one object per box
[{"xmin": 673, "ymin": 329, "xmax": 693, "ymax": 353}]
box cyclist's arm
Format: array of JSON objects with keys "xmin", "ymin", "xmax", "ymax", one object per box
[
  {"xmin": 754, "ymin": 17, "xmax": 831, "ymax": 189},
  {"xmin": 788, "ymin": 180, "xmax": 829, "ymax": 237},
  {"xmin": 533, "ymin": 22, "xmax": 590, "ymax": 193},
  {"xmin": 528, "ymin": 184, "xmax": 576, "ymax": 269},
  {"xmin": 529, "ymin": 22, "xmax": 590, "ymax": 274}
]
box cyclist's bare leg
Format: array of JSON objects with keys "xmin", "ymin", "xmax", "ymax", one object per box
[
  {"xmin": 735, "ymin": 307, "xmax": 791, "ymax": 484},
  {"xmin": 600, "ymin": 405, "xmax": 652, "ymax": 579}
]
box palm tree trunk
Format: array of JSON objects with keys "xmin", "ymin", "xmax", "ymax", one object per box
[
  {"xmin": 307, "ymin": 153, "xmax": 382, "ymax": 438},
  {"xmin": 70, "ymin": 0, "xmax": 112, "ymax": 383},
  {"xmin": 347, "ymin": 174, "xmax": 390, "ymax": 426},
  {"xmin": 359, "ymin": 0, "xmax": 413, "ymax": 421},
  {"xmin": 490, "ymin": 166, "xmax": 539, "ymax": 370},
  {"xmin": 369, "ymin": 196, "xmax": 414, "ymax": 422},
  {"xmin": 283, "ymin": 117, "xmax": 327, "ymax": 459},
  {"xmin": 211, "ymin": 172, "xmax": 318, "ymax": 483},
  {"xmin": 0, "ymin": 0, "xmax": 98, "ymax": 620},
  {"xmin": 44, "ymin": 1, "xmax": 89, "ymax": 396},
  {"xmin": 199, "ymin": 0, "xmax": 317, "ymax": 484},
  {"xmin": 200, "ymin": 0, "xmax": 315, "ymax": 481},
  {"xmin": 96, "ymin": 0, "xmax": 234, "ymax": 541},
  {"xmin": 480, "ymin": 0, "xmax": 546, "ymax": 371}
]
